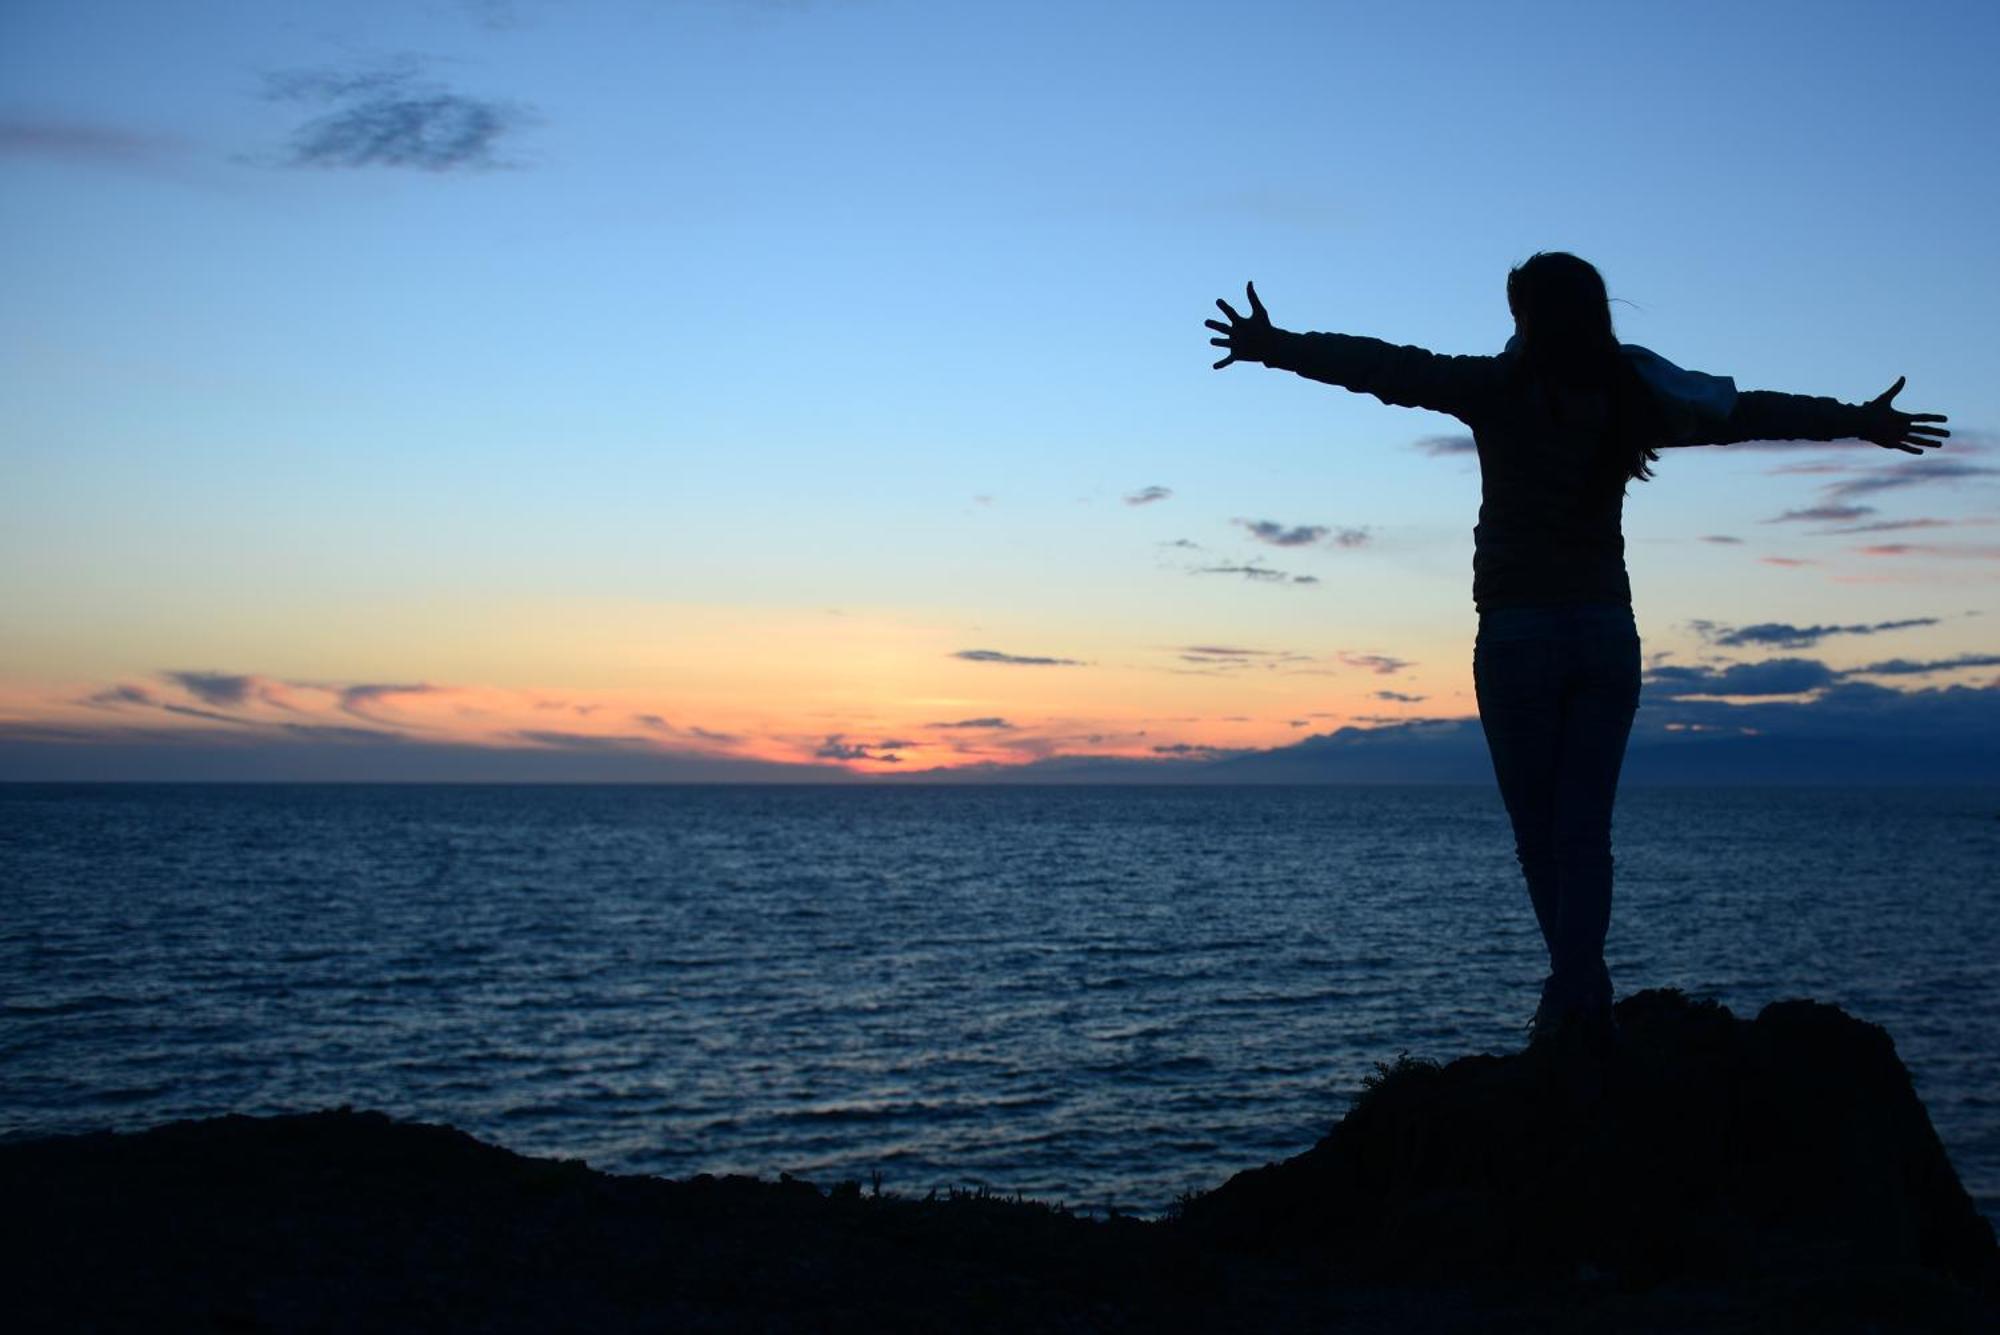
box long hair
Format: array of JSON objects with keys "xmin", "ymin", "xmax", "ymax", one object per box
[{"xmin": 1505, "ymin": 252, "xmax": 1664, "ymax": 488}]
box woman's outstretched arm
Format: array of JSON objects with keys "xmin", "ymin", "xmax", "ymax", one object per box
[
  {"xmin": 1207, "ymin": 283, "xmax": 1500, "ymax": 424},
  {"xmin": 1688, "ymin": 377, "xmax": 1949, "ymax": 454}
]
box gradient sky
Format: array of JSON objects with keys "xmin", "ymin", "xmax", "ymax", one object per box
[{"xmin": 3, "ymin": 0, "xmax": 1997, "ymax": 779}]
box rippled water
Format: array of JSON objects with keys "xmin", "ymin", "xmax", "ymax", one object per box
[{"xmin": 2, "ymin": 783, "xmax": 1995, "ymax": 1223}]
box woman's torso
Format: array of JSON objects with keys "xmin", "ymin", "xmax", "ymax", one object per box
[{"xmin": 1469, "ymin": 374, "xmax": 1631, "ymax": 613}]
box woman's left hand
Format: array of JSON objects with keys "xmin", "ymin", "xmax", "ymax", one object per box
[{"xmin": 1859, "ymin": 377, "xmax": 1950, "ymax": 454}]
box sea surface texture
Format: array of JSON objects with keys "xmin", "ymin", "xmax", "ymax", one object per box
[{"xmin": 3, "ymin": 784, "xmax": 1995, "ymax": 1224}]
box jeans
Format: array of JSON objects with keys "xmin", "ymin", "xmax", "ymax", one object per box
[{"xmin": 1473, "ymin": 603, "xmax": 1641, "ymax": 1014}]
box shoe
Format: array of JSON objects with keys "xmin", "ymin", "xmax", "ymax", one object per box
[{"xmin": 1528, "ymin": 1002, "xmax": 1620, "ymax": 1056}]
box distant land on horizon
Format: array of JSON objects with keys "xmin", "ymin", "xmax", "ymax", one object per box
[{"xmin": 4, "ymin": 714, "xmax": 1996, "ymax": 785}]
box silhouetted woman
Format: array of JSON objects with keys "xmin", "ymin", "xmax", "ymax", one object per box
[{"xmin": 1206, "ymin": 253, "xmax": 1947, "ymax": 1041}]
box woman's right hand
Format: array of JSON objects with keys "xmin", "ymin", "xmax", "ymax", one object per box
[
  {"xmin": 1859, "ymin": 377, "xmax": 1950, "ymax": 454},
  {"xmin": 1205, "ymin": 282, "xmax": 1276, "ymax": 370}
]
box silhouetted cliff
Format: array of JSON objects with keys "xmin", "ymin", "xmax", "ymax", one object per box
[{"xmin": 2, "ymin": 992, "xmax": 1992, "ymax": 1332}]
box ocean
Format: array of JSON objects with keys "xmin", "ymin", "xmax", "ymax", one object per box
[{"xmin": 2, "ymin": 783, "xmax": 1995, "ymax": 1225}]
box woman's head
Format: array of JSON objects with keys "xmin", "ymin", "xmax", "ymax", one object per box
[
  {"xmin": 1506, "ymin": 251, "xmax": 1663, "ymax": 487},
  {"xmin": 1506, "ymin": 251, "xmax": 1616, "ymax": 373}
]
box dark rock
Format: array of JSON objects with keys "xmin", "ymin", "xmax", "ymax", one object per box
[
  {"xmin": 1, "ymin": 993, "xmax": 1992, "ymax": 1332},
  {"xmin": 1179, "ymin": 990, "xmax": 1997, "ymax": 1298}
]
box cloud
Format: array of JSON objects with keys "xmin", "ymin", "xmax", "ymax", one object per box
[
  {"xmin": 264, "ymin": 63, "xmax": 528, "ymax": 172},
  {"xmin": 83, "ymin": 684, "xmax": 156, "ymax": 709},
  {"xmin": 1233, "ymin": 519, "xmax": 1371, "ymax": 550},
  {"xmin": 1373, "ymin": 690, "xmax": 1427, "ymax": 703},
  {"xmin": 1822, "ymin": 460, "xmax": 2000, "ymax": 500},
  {"xmin": 1339, "ymin": 652, "xmax": 1411, "ymax": 675},
  {"xmin": 1759, "ymin": 557, "xmax": 1814, "ymax": 567},
  {"xmin": 1645, "ymin": 658, "xmax": 1841, "ymax": 697},
  {"xmin": 815, "ymin": 734, "xmax": 904, "ymax": 763},
  {"xmin": 1693, "ymin": 617, "xmax": 1939, "ymax": 649},
  {"xmin": 927, "ymin": 717, "xmax": 1015, "ymax": 729},
  {"xmin": 1766, "ymin": 504, "xmax": 1875, "ymax": 524},
  {"xmin": 1159, "ymin": 538, "xmax": 1201, "ymax": 550},
  {"xmin": 165, "ymin": 671, "xmax": 259, "ymax": 707},
  {"xmin": 1124, "ymin": 485, "xmax": 1173, "ymax": 506},
  {"xmin": 1192, "ymin": 564, "xmax": 1318, "ymax": 585},
  {"xmin": 1151, "ymin": 742, "xmax": 1237, "ymax": 757},
  {"xmin": 1855, "ymin": 543, "xmax": 2000, "ymax": 561},
  {"xmin": 1849, "ymin": 654, "xmax": 2000, "ymax": 676},
  {"xmin": 280, "ymin": 722, "xmax": 404, "ymax": 744},
  {"xmin": 953, "ymin": 648, "xmax": 1083, "ymax": 666},
  {"xmin": 512, "ymin": 729, "xmax": 647, "ymax": 750},
  {"xmin": 162, "ymin": 703, "xmax": 255, "ymax": 726},
  {"xmin": 1181, "ymin": 645, "xmax": 1269, "ymax": 656},
  {"xmin": 0, "ymin": 118, "xmax": 171, "ymax": 165},
  {"xmin": 339, "ymin": 682, "xmax": 436, "ymax": 719},
  {"xmin": 1412, "ymin": 434, "xmax": 1476, "ymax": 456},
  {"xmin": 1700, "ymin": 535, "xmax": 1744, "ymax": 544},
  {"xmin": 1819, "ymin": 517, "xmax": 1956, "ymax": 535},
  {"xmin": 1236, "ymin": 519, "xmax": 1327, "ymax": 547},
  {"xmin": 633, "ymin": 714, "xmax": 743, "ymax": 745}
]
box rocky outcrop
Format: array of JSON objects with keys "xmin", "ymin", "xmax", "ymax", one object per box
[
  {"xmin": 1180, "ymin": 991, "xmax": 1996, "ymax": 1300},
  {"xmin": 1, "ymin": 992, "xmax": 1992, "ymax": 1332}
]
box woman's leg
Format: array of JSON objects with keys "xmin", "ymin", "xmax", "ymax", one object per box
[
  {"xmin": 1473, "ymin": 627, "xmax": 1564, "ymax": 967},
  {"xmin": 1476, "ymin": 606, "xmax": 1641, "ymax": 1021},
  {"xmin": 1546, "ymin": 622, "xmax": 1641, "ymax": 1013}
]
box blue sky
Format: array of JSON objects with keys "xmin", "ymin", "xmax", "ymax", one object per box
[{"xmin": 3, "ymin": 0, "xmax": 1996, "ymax": 779}]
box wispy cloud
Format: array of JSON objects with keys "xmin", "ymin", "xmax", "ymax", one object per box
[
  {"xmin": 1699, "ymin": 535, "xmax": 1744, "ymax": 544},
  {"xmin": 1818, "ymin": 517, "xmax": 1956, "ymax": 536},
  {"xmin": 279, "ymin": 722, "xmax": 403, "ymax": 744},
  {"xmin": 1339, "ymin": 652, "xmax": 1411, "ymax": 675},
  {"xmin": 953, "ymin": 648, "xmax": 1083, "ymax": 666},
  {"xmin": 0, "ymin": 117, "xmax": 173, "ymax": 166},
  {"xmin": 512, "ymin": 729, "xmax": 647, "ymax": 750},
  {"xmin": 1759, "ymin": 556, "xmax": 1814, "ymax": 567},
  {"xmin": 1646, "ymin": 658, "xmax": 1841, "ymax": 696},
  {"xmin": 926, "ymin": 717, "xmax": 1015, "ymax": 729},
  {"xmin": 1374, "ymin": 689, "xmax": 1427, "ymax": 702},
  {"xmin": 1234, "ymin": 519, "xmax": 1371, "ymax": 549},
  {"xmin": 1849, "ymin": 654, "xmax": 2000, "ymax": 676},
  {"xmin": 1822, "ymin": 460, "xmax": 2000, "ymax": 500},
  {"xmin": 165, "ymin": 671, "xmax": 261, "ymax": 707},
  {"xmin": 83, "ymin": 684, "xmax": 157, "ymax": 709},
  {"xmin": 1178, "ymin": 645, "xmax": 1277, "ymax": 659},
  {"xmin": 1124, "ymin": 485, "xmax": 1173, "ymax": 506},
  {"xmin": 1412, "ymin": 434, "xmax": 1476, "ymax": 456},
  {"xmin": 1855, "ymin": 543, "xmax": 2000, "ymax": 561},
  {"xmin": 339, "ymin": 682, "xmax": 436, "ymax": 720},
  {"xmin": 1192, "ymin": 564, "xmax": 1319, "ymax": 585},
  {"xmin": 264, "ymin": 61, "xmax": 529, "ymax": 172},
  {"xmin": 1766, "ymin": 504, "xmax": 1875, "ymax": 524},
  {"xmin": 815, "ymin": 734, "xmax": 904, "ymax": 763},
  {"xmin": 1236, "ymin": 519, "xmax": 1327, "ymax": 547},
  {"xmin": 162, "ymin": 703, "xmax": 255, "ymax": 726},
  {"xmin": 633, "ymin": 714, "xmax": 742, "ymax": 745},
  {"xmin": 1691, "ymin": 617, "xmax": 1939, "ymax": 650}
]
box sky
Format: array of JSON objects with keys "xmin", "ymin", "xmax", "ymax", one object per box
[{"xmin": 3, "ymin": 0, "xmax": 1997, "ymax": 781}]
